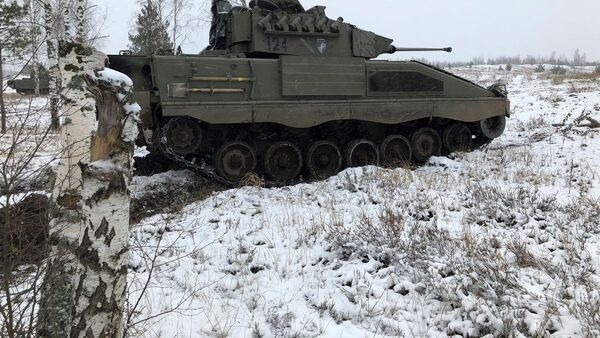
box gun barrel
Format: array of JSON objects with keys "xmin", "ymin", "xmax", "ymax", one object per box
[{"xmin": 386, "ymin": 45, "xmax": 453, "ymax": 53}]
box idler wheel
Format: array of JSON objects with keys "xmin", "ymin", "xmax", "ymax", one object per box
[
  {"xmin": 264, "ymin": 142, "xmax": 303, "ymax": 182},
  {"xmin": 306, "ymin": 141, "xmax": 343, "ymax": 180},
  {"xmin": 380, "ymin": 135, "xmax": 412, "ymax": 167},
  {"xmin": 442, "ymin": 123, "xmax": 473, "ymax": 153},
  {"xmin": 345, "ymin": 139, "xmax": 379, "ymax": 168},
  {"xmin": 165, "ymin": 117, "xmax": 203, "ymax": 155},
  {"xmin": 479, "ymin": 116, "xmax": 506, "ymax": 139},
  {"xmin": 411, "ymin": 127, "xmax": 442, "ymax": 163},
  {"xmin": 215, "ymin": 141, "xmax": 257, "ymax": 182}
]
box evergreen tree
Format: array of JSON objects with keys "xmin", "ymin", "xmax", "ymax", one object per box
[
  {"xmin": 0, "ymin": 0, "xmax": 30, "ymax": 134},
  {"xmin": 128, "ymin": 0, "xmax": 173, "ymax": 55}
]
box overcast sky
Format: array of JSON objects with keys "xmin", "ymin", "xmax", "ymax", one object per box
[{"xmin": 102, "ymin": 0, "xmax": 600, "ymax": 62}]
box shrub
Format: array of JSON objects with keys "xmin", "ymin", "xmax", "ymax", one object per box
[
  {"xmin": 506, "ymin": 63, "xmax": 513, "ymax": 72},
  {"xmin": 551, "ymin": 66, "xmax": 567, "ymax": 75},
  {"xmin": 534, "ymin": 65, "xmax": 545, "ymax": 72},
  {"xmin": 595, "ymin": 66, "xmax": 600, "ymax": 74}
]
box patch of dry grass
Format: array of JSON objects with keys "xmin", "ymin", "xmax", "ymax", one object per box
[
  {"xmin": 317, "ymin": 138, "xmax": 600, "ymax": 337},
  {"xmin": 548, "ymin": 72, "xmax": 600, "ymax": 86},
  {"xmin": 2, "ymin": 92, "xmax": 24, "ymax": 101}
]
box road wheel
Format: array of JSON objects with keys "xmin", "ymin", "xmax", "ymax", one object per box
[
  {"xmin": 380, "ymin": 135, "xmax": 412, "ymax": 167},
  {"xmin": 164, "ymin": 117, "xmax": 203, "ymax": 156},
  {"xmin": 411, "ymin": 127, "xmax": 442, "ymax": 163},
  {"xmin": 264, "ymin": 142, "xmax": 303, "ymax": 182},
  {"xmin": 345, "ymin": 139, "xmax": 379, "ymax": 168},
  {"xmin": 215, "ymin": 141, "xmax": 256, "ymax": 182},
  {"xmin": 442, "ymin": 123, "xmax": 473, "ymax": 153},
  {"xmin": 306, "ymin": 141, "xmax": 342, "ymax": 180}
]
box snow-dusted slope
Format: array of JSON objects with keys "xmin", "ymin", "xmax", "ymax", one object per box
[{"xmin": 128, "ymin": 66, "xmax": 600, "ymax": 338}]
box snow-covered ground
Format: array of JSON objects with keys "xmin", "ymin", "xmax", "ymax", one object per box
[
  {"xmin": 1, "ymin": 65, "xmax": 599, "ymax": 337},
  {"xmin": 126, "ymin": 66, "xmax": 600, "ymax": 338}
]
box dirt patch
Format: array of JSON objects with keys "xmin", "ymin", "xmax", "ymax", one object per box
[
  {"xmin": 0, "ymin": 194, "xmax": 49, "ymax": 268},
  {"xmin": 134, "ymin": 153, "xmax": 187, "ymax": 176},
  {"xmin": 130, "ymin": 174, "xmax": 218, "ymax": 224}
]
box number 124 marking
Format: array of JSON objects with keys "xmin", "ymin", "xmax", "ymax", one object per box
[{"xmin": 264, "ymin": 37, "xmax": 288, "ymax": 52}]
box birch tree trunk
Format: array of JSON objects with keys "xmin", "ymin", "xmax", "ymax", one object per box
[
  {"xmin": 31, "ymin": 0, "xmax": 40, "ymax": 96},
  {"xmin": 42, "ymin": 0, "xmax": 60, "ymax": 130},
  {"xmin": 71, "ymin": 75, "xmax": 137, "ymax": 338},
  {"xmin": 75, "ymin": 0, "xmax": 86, "ymax": 40},
  {"xmin": 38, "ymin": 40, "xmax": 139, "ymax": 338},
  {"xmin": 63, "ymin": 0, "xmax": 72, "ymax": 39},
  {"xmin": 172, "ymin": 0, "xmax": 178, "ymax": 50},
  {"xmin": 0, "ymin": 47, "xmax": 6, "ymax": 134},
  {"xmin": 37, "ymin": 40, "xmax": 105, "ymax": 337}
]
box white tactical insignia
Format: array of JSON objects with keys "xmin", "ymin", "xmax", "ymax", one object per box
[{"xmin": 316, "ymin": 39, "xmax": 327, "ymax": 54}]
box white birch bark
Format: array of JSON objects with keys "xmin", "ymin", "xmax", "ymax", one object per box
[
  {"xmin": 71, "ymin": 50, "xmax": 139, "ymax": 338},
  {"xmin": 37, "ymin": 40, "xmax": 105, "ymax": 337},
  {"xmin": 39, "ymin": 39, "xmax": 139, "ymax": 336},
  {"xmin": 75, "ymin": 0, "xmax": 86, "ymax": 40},
  {"xmin": 36, "ymin": 4, "xmax": 76, "ymax": 335},
  {"xmin": 63, "ymin": 0, "xmax": 72, "ymax": 39},
  {"xmin": 0, "ymin": 48, "xmax": 6, "ymax": 134},
  {"xmin": 71, "ymin": 148, "xmax": 132, "ymax": 337},
  {"xmin": 31, "ymin": 0, "xmax": 40, "ymax": 96},
  {"xmin": 41, "ymin": 0, "xmax": 60, "ymax": 129}
]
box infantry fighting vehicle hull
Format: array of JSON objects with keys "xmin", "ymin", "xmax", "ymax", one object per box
[
  {"xmin": 109, "ymin": 0, "xmax": 510, "ymax": 185},
  {"xmin": 7, "ymin": 75, "xmax": 50, "ymax": 95}
]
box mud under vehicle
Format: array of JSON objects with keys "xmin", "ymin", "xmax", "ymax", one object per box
[{"xmin": 109, "ymin": 0, "xmax": 510, "ymax": 185}]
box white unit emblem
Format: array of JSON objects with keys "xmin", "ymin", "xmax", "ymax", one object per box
[{"xmin": 316, "ymin": 39, "xmax": 327, "ymax": 54}]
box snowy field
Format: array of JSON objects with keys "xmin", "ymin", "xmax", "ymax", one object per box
[
  {"xmin": 126, "ymin": 66, "xmax": 600, "ymax": 338},
  {"xmin": 0, "ymin": 94, "xmax": 58, "ymax": 206},
  {"xmin": 2, "ymin": 65, "xmax": 600, "ymax": 337}
]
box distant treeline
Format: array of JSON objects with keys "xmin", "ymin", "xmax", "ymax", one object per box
[{"xmin": 417, "ymin": 50, "xmax": 599, "ymax": 68}]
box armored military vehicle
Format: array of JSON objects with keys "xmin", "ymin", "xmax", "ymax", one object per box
[
  {"xmin": 7, "ymin": 66, "xmax": 50, "ymax": 95},
  {"xmin": 110, "ymin": 0, "xmax": 510, "ymax": 185}
]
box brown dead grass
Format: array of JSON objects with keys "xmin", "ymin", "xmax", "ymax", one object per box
[
  {"xmin": 2, "ymin": 92, "xmax": 23, "ymax": 101},
  {"xmin": 548, "ymin": 72, "xmax": 600, "ymax": 85}
]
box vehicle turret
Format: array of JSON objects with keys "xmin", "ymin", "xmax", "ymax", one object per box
[{"xmin": 203, "ymin": 0, "xmax": 451, "ymax": 59}]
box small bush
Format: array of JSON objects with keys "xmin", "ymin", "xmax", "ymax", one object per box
[
  {"xmin": 595, "ymin": 66, "xmax": 600, "ymax": 74},
  {"xmin": 551, "ymin": 66, "xmax": 567, "ymax": 75},
  {"xmin": 506, "ymin": 64, "xmax": 513, "ymax": 72},
  {"xmin": 534, "ymin": 65, "xmax": 545, "ymax": 73}
]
